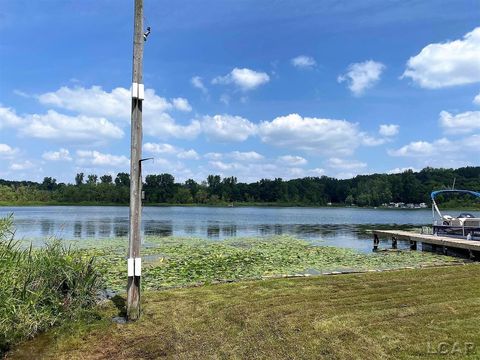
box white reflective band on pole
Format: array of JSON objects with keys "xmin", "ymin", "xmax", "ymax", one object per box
[
  {"xmin": 131, "ymin": 83, "xmax": 145, "ymax": 100},
  {"xmin": 127, "ymin": 257, "xmax": 142, "ymax": 277},
  {"xmin": 134, "ymin": 257, "xmax": 142, "ymax": 276},
  {"xmin": 127, "ymin": 258, "xmax": 135, "ymax": 277}
]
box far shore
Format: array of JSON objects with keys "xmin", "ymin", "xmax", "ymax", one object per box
[{"xmin": 1, "ymin": 201, "xmax": 479, "ymax": 211}]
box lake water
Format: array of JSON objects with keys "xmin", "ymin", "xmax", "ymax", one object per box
[{"xmin": 2, "ymin": 206, "xmax": 479, "ymax": 252}]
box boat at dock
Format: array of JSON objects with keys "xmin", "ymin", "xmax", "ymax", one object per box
[{"xmin": 431, "ymin": 189, "xmax": 480, "ymax": 239}]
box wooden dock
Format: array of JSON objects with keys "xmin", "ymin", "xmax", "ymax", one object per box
[{"xmin": 371, "ymin": 229, "xmax": 480, "ymax": 259}]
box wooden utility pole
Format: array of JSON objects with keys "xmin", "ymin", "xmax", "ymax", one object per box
[{"xmin": 127, "ymin": 0, "xmax": 145, "ymax": 320}]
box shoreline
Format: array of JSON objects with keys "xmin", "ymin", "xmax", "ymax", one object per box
[{"xmin": 1, "ymin": 201, "xmax": 479, "ymax": 211}]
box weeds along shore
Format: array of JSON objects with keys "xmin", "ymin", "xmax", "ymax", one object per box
[{"xmin": 0, "ymin": 215, "xmax": 102, "ymax": 356}]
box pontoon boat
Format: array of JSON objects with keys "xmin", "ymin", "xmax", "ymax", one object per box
[{"xmin": 431, "ymin": 190, "xmax": 480, "ymax": 239}]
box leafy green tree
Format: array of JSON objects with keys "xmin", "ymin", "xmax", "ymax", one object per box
[
  {"xmin": 41, "ymin": 177, "xmax": 57, "ymax": 191},
  {"xmin": 345, "ymin": 194, "xmax": 355, "ymax": 205},
  {"xmin": 144, "ymin": 174, "xmax": 175, "ymax": 203},
  {"xmin": 100, "ymin": 175, "xmax": 113, "ymax": 184},
  {"xmin": 195, "ymin": 189, "xmax": 209, "ymax": 203},
  {"xmin": 75, "ymin": 173, "xmax": 84, "ymax": 186},
  {"xmin": 185, "ymin": 179, "xmax": 199, "ymax": 199},
  {"xmin": 173, "ymin": 187, "xmax": 193, "ymax": 203},
  {"xmin": 207, "ymin": 175, "xmax": 222, "ymax": 197},
  {"xmin": 86, "ymin": 174, "xmax": 98, "ymax": 185},
  {"xmin": 114, "ymin": 173, "xmax": 130, "ymax": 187}
]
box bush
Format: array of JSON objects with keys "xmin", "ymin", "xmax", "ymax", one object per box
[{"xmin": 0, "ymin": 215, "xmax": 102, "ymax": 355}]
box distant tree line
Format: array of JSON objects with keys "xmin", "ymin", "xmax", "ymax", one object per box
[{"xmin": 1, "ymin": 167, "xmax": 480, "ymax": 207}]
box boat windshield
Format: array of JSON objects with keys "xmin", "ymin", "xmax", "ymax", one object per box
[{"xmin": 458, "ymin": 213, "xmax": 475, "ymax": 219}]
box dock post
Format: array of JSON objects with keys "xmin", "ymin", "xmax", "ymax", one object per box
[
  {"xmin": 373, "ymin": 234, "xmax": 379, "ymax": 251},
  {"xmin": 469, "ymin": 250, "xmax": 476, "ymax": 260},
  {"xmin": 410, "ymin": 240, "xmax": 417, "ymax": 251},
  {"xmin": 392, "ymin": 236, "xmax": 397, "ymax": 249}
]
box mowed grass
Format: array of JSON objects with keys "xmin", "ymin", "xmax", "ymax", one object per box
[{"xmin": 8, "ymin": 264, "xmax": 480, "ymax": 360}]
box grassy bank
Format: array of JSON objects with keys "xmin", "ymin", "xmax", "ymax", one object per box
[
  {"xmin": 0, "ymin": 216, "xmax": 102, "ymax": 356},
  {"xmin": 8, "ymin": 264, "xmax": 480, "ymax": 359}
]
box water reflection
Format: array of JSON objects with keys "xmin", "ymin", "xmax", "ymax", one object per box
[
  {"xmin": 58, "ymin": 219, "xmax": 386, "ymax": 243},
  {"xmin": 114, "ymin": 223, "xmax": 128, "ymax": 237},
  {"xmin": 86, "ymin": 221, "xmax": 96, "ymax": 237},
  {"xmin": 259, "ymin": 224, "xmax": 283, "ymax": 236},
  {"xmin": 74, "ymin": 221, "xmax": 82, "ymax": 238},
  {"xmin": 144, "ymin": 220, "xmax": 173, "ymax": 237},
  {"xmin": 207, "ymin": 223, "xmax": 220, "ymax": 238},
  {"xmin": 184, "ymin": 225, "xmax": 196, "ymax": 234},
  {"xmin": 40, "ymin": 219, "xmax": 54, "ymax": 237},
  {"xmin": 14, "ymin": 219, "xmax": 416, "ymax": 242},
  {"xmin": 5, "ymin": 206, "xmax": 470, "ymax": 253},
  {"xmin": 221, "ymin": 224, "xmax": 237, "ymax": 237},
  {"xmin": 98, "ymin": 220, "xmax": 112, "ymax": 238}
]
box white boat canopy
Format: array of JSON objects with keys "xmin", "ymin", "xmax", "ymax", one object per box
[{"xmin": 431, "ymin": 189, "xmax": 480, "ymax": 221}]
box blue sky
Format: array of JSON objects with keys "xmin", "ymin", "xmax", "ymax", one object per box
[{"xmin": 1, "ymin": 0, "xmax": 479, "ymax": 183}]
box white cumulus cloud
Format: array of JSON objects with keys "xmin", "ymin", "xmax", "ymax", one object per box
[
  {"xmin": 389, "ymin": 135, "xmax": 480, "ymax": 159},
  {"xmin": 36, "ymin": 85, "xmax": 200, "ymax": 140},
  {"xmin": 277, "ymin": 155, "xmax": 307, "ymax": 166},
  {"xmin": 474, "ymin": 92, "xmax": 480, "ymax": 105},
  {"xmin": 10, "ymin": 160, "xmax": 34, "ymax": 171},
  {"xmin": 291, "ymin": 55, "xmax": 316, "ymax": 69},
  {"xmin": 0, "ymin": 144, "xmax": 18, "ymax": 158},
  {"xmin": 204, "ymin": 152, "xmax": 223, "ymax": 160},
  {"xmin": 42, "ymin": 148, "xmax": 72, "ymax": 161},
  {"xmin": 145, "ymin": 113, "xmax": 201, "ymax": 140},
  {"xmin": 212, "ymin": 68, "xmax": 270, "ymax": 91},
  {"xmin": 327, "ymin": 158, "xmax": 367, "ymax": 170},
  {"xmin": 191, "ymin": 76, "xmax": 208, "ymax": 93},
  {"xmin": 402, "ymin": 27, "xmax": 480, "ymax": 88},
  {"xmin": 177, "ymin": 149, "xmax": 200, "ymax": 160},
  {"xmin": 259, "ymin": 113, "xmax": 363, "ymax": 156},
  {"xmin": 439, "ymin": 110, "xmax": 480, "ymax": 134},
  {"xmin": 0, "ymin": 105, "xmax": 24, "ymax": 128},
  {"xmin": 38, "ymin": 85, "xmax": 176, "ymax": 123},
  {"xmin": 337, "ymin": 60, "xmax": 385, "ymax": 96},
  {"xmin": 19, "ymin": 110, "xmax": 123, "ymax": 141},
  {"xmin": 38, "ymin": 86, "xmax": 132, "ymax": 121},
  {"xmin": 201, "ymin": 114, "xmax": 257, "ymax": 142},
  {"xmin": 379, "ymin": 124, "xmax": 399, "ymax": 137},
  {"xmin": 144, "ymin": 142, "xmax": 200, "ymax": 160},
  {"xmin": 229, "ymin": 151, "xmax": 264, "ymax": 162},
  {"xmin": 172, "ymin": 97, "xmax": 192, "ymax": 112},
  {"xmin": 76, "ymin": 150, "xmax": 129, "ymax": 168},
  {"xmin": 143, "ymin": 142, "xmax": 177, "ymax": 154}
]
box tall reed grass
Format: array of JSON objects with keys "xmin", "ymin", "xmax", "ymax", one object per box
[{"xmin": 0, "ymin": 215, "xmax": 102, "ymax": 355}]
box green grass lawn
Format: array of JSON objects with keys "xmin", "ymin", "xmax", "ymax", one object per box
[{"xmin": 8, "ymin": 264, "xmax": 480, "ymax": 360}]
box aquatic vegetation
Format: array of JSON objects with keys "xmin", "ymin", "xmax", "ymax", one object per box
[{"xmin": 75, "ymin": 235, "xmax": 465, "ymax": 292}]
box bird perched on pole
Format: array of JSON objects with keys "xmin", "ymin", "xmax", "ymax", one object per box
[{"xmin": 143, "ymin": 26, "xmax": 151, "ymax": 41}]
